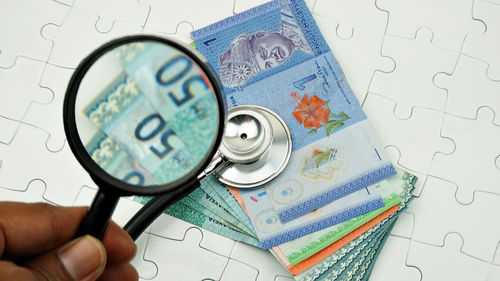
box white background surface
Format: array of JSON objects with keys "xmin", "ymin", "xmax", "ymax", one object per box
[{"xmin": 1, "ymin": 0, "xmax": 500, "ymax": 280}]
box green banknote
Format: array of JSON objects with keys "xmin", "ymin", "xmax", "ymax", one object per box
[
  {"xmin": 200, "ymin": 175, "xmax": 257, "ymax": 236},
  {"xmin": 338, "ymin": 226, "xmax": 393, "ymax": 281},
  {"xmin": 186, "ymin": 185, "xmax": 256, "ymax": 237},
  {"xmin": 134, "ymin": 196, "xmax": 261, "ymax": 247}
]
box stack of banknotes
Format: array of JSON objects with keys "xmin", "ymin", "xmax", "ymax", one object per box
[{"xmin": 131, "ymin": 0, "xmax": 419, "ymax": 280}]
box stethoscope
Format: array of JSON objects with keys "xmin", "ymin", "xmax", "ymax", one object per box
[{"xmin": 63, "ymin": 35, "xmax": 292, "ymax": 240}]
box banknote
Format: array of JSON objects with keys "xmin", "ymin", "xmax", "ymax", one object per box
[
  {"xmin": 199, "ymin": 175, "xmax": 257, "ymax": 236},
  {"xmin": 84, "ymin": 70, "xmax": 201, "ymax": 185},
  {"xmin": 294, "ymin": 215, "xmax": 397, "ymax": 281},
  {"xmin": 84, "ymin": 41, "xmax": 221, "ymax": 185},
  {"xmin": 178, "ymin": 195, "xmax": 253, "ymax": 237},
  {"xmin": 294, "ymin": 174, "xmax": 416, "ymax": 281},
  {"xmin": 115, "ymin": 42, "xmax": 220, "ymax": 162},
  {"xmin": 238, "ymin": 184, "xmax": 384, "ymax": 249},
  {"xmin": 85, "ymin": 129, "xmax": 161, "ymax": 186},
  {"xmin": 320, "ymin": 221, "xmax": 395, "ymax": 281},
  {"xmin": 185, "ymin": 185, "xmax": 256, "ymax": 236},
  {"xmin": 276, "ymin": 169, "xmax": 415, "ymax": 266},
  {"xmin": 192, "ymin": 0, "xmax": 396, "ymax": 222},
  {"xmin": 338, "ymin": 227, "xmax": 393, "ymax": 281},
  {"xmin": 134, "ymin": 195, "xmax": 261, "ymax": 247}
]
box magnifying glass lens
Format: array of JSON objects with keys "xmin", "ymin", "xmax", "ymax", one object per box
[{"xmin": 73, "ymin": 40, "xmax": 221, "ymax": 189}]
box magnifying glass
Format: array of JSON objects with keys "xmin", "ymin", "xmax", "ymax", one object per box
[{"xmin": 63, "ymin": 35, "xmax": 291, "ymax": 240}]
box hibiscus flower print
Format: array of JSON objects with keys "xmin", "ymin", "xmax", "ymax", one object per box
[{"xmin": 291, "ymin": 92, "xmax": 350, "ymax": 136}]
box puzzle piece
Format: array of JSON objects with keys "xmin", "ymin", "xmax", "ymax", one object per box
[
  {"xmin": 131, "ymin": 233, "xmax": 159, "ymax": 280},
  {"xmin": 72, "ymin": 185, "xmax": 146, "ymax": 227},
  {"xmin": 390, "ymin": 211, "xmax": 415, "ymax": 239},
  {"xmin": 0, "ymin": 179, "xmax": 50, "ymax": 203},
  {"xmin": 0, "ymin": 57, "xmax": 52, "ymax": 137},
  {"xmin": 23, "ymin": 64, "xmax": 73, "ymax": 152},
  {"xmin": 377, "ymin": 0, "xmax": 484, "ymax": 52},
  {"xmin": 140, "ymin": 0, "xmax": 234, "ymax": 34},
  {"xmin": 142, "ymin": 21, "xmax": 195, "ymax": 45},
  {"xmin": 463, "ymin": 0, "xmax": 500, "ymax": 81},
  {"xmin": 363, "ymin": 93, "xmax": 454, "ymax": 175},
  {"xmin": 150, "ymin": 213, "xmax": 235, "ymax": 258},
  {"xmin": 0, "ymin": 116, "xmax": 21, "ymax": 145},
  {"xmin": 369, "ymin": 28, "xmax": 458, "ymax": 118},
  {"xmin": 430, "ymin": 107, "xmax": 500, "ymax": 204},
  {"xmin": 384, "ymin": 146, "xmax": 427, "ymax": 196},
  {"xmin": 407, "ymin": 233, "xmax": 500, "ymax": 281},
  {"xmin": 233, "ymin": 0, "xmax": 269, "ymax": 14},
  {"xmin": 369, "ymin": 235, "xmax": 421, "ymax": 281},
  {"xmin": 0, "ymin": 0, "xmax": 69, "ymax": 67},
  {"xmin": 73, "ymin": 0, "xmax": 149, "ymax": 32},
  {"xmin": 220, "ymin": 259, "xmax": 259, "ymax": 281},
  {"xmin": 145, "ymin": 228, "xmax": 229, "ymax": 281},
  {"xmin": 409, "ymin": 176, "xmax": 500, "ymax": 262},
  {"xmin": 228, "ymin": 241, "xmax": 292, "ymax": 281},
  {"xmin": 434, "ymin": 53, "xmax": 500, "ymax": 125},
  {"xmin": 0, "ymin": 124, "xmax": 94, "ymax": 205},
  {"xmin": 313, "ymin": 0, "xmax": 394, "ymax": 103},
  {"xmin": 42, "ymin": 7, "xmax": 142, "ymax": 68}
]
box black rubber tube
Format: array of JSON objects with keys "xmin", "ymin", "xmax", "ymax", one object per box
[
  {"xmin": 75, "ymin": 190, "xmax": 120, "ymax": 239},
  {"xmin": 125, "ymin": 177, "xmax": 201, "ymax": 241}
]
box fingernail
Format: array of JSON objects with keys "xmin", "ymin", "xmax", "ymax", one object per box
[{"xmin": 58, "ymin": 235, "xmax": 106, "ymax": 281}]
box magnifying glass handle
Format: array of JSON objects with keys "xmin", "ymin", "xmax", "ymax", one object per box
[
  {"xmin": 125, "ymin": 177, "xmax": 200, "ymax": 241},
  {"xmin": 75, "ymin": 190, "xmax": 120, "ymax": 239}
]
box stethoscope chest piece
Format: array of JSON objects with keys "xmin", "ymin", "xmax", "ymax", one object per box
[{"xmin": 215, "ymin": 105, "xmax": 292, "ymax": 188}]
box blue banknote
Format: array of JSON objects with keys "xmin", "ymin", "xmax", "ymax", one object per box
[
  {"xmin": 192, "ymin": 0, "xmax": 396, "ymax": 222},
  {"xmin": 240, "ymin": 184, "xmax": 384, "ymax": 249},
  {"xmin": 83, "ymin": 42, "xmax": 220, "ymax": 186}
]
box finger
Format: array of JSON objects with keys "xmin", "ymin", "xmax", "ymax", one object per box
[
  {"xmin": 0, "ymin": 202, "xmax": 87, "ymax": 258},
  {"xmin": 25, "ymin": 235, "xmax": 106, "ymax": 281},
  {"xmin": 101, "ymin": 222, "xmax": 136, "ymax": 264},
  {"xmin": 0, "ymin": 260, "xmax": 38, "ymax": 281},
  {"xmin": 98, "ymin": 263, "xmax": 138, "ymax": 281}
]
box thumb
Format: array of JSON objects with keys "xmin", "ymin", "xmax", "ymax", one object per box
[{"xmin": 26, "ymin": 235, "xmax": 107, "ymax": 281}]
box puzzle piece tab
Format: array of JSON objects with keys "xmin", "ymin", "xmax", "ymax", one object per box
[
  {"xmin": 407, "ymin": 233, "xmax": 500, "ymax": 281},
  {"xmin": 434, "ymin": 54, "xmax": 500, "ymax": 125},
  {"xmin": 42, "ymin": 7, "xmax": 142, "ymax": 68},
  {"xmin": 0, "ymin": 124, "xmax": 93, "ymax": 205},
  {"xmin": 463, "ymin": 0, "xmax": 500, "ymax": 81},
  {"xmin": 0, "ymin": 0, "xmax": 69, "ymax": 67},
  {"xmin": 430, "ymin": 107, "xmax": 500, "ymax": 204},
  {"xmin": 0, "ymin": 57, "xmax": 52, "ymax": 123},
  {"xmin": 363, "ymin": 93, "xmax": 454, "ymax": 175},
  {"xmin": 369, "ymin": 235, "xmax": 421, "ymax": 281},
  {"xmin": 378, "ymin": 0, "xmax": 484, "ymax": 51},
  {"xmin": 24, "ymin": 64, "xmax": 74, "ymax": 152},
  {"xmin": 144, "ymin": 228, "xmax": 229, "ymax": 281},
  {"xmin": 369, "ymin": 29, "xmax": 457, "ymax": 118},
  {"xmin": 74, "ymin": 0, "xmax": 149, "ymax": 32},
  {"xmin": 229, "ymin": 241, "xmax": 292, "ymax": 281},
  {"xmin": 409, "ymin": 176, "xmax": 500, "ymax": 262}
]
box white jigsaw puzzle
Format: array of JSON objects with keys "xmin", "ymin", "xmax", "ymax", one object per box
[{"xmin": 2, "ymin": 0, "xmax": 500, "ymax": 280}]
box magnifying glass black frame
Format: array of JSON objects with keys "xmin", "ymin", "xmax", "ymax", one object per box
[{"xmin": 64, "ymin": 35, "xmax": 226, "ymax": 239}]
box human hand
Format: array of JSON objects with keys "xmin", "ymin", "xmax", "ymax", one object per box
[{"xmin": 0, "ymin": 202, "xmax": 138, "ymax": 281}]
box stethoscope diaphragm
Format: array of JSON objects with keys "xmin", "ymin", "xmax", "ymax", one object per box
[{"xmin": 215, "ymin": 105, "xmax": 292, "ymax": 188}]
